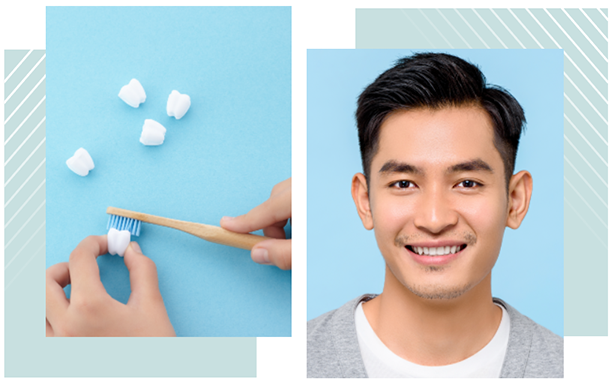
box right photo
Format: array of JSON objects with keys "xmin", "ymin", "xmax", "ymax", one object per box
[{"xmin": 307, "ymin": 50, "xmax": 564, "ymax": 378}]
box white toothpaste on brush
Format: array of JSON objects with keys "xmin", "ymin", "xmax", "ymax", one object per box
[
  {"xmin": 107, "ymin": 228, "xmax": 131, "ymax": 257},
  {"xmin": 118, "ymin": 78, "xmax": 146, "ymax": 108},
  {"xmin": 166, "ymin": 90, "xmax": 191, "ymax": 119},
  {"xmin": 66, "ymin": 148, "xmax": 95, "ymax": 176}
]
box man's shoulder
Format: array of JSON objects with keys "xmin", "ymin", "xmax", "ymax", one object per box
[
  {"xmin": 495, "ymin": 298, "xmax": 563, "ymax": 378},
  {"xmin": 307, "ymin": 295, "xmax": 374, "ymax": 378},
  {"xmin": 307, "ymin": 295, "xmax": 367, "ymax": 336}
]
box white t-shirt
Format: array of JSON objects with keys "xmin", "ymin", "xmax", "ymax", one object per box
[{"xmin": 355, "ymin": 302, "xmax": 510, "ymax": 378}]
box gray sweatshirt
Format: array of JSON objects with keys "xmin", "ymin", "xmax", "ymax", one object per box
[{"xmin": 308, "ymin": 295, "xmax": 563, "ymax": 378}]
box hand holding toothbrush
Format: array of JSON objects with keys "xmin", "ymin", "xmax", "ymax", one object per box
[
  {"xmin": 46, "ymin": 235, "xmax": 175, "ymax": 337},
  {"xmin": 221, "ymin": 178, "xmax": 292, "ymax": 270}
]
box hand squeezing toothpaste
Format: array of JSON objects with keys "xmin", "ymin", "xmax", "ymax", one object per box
[
  {"xmin": 221, "ymin": 178, "xmax": 292, "ymax": 270},
  {"xmin": 46, "ymin": 235, "xmax": 175, "ymax": 337}
]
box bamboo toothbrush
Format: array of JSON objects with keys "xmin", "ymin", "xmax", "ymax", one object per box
[{"xmin": 106, "ymin": 206, "xmax": 269, "ymax": 250}]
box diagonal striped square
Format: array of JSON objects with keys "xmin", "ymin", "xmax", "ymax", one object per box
[{"xmin": 4, "ymin": 49, "xmax": 46, "ymax": 292}]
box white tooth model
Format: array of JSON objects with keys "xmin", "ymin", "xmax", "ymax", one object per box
[
  {"xmin": 140, "ymin": 119, "xmax": 167, "ymax": 146},
  {"xmin": 66, "ymin": 148, "xmax": 95, "ymax": 176},
  {"xmin": 107, "ymin": 228, "xmax": 131, "ymax": 257},
  {"xmin": 118, "ymin": 78, "xmax": 146, "ymax": 108},
  {"xmin": 166, "ymin": 90, "xmax": 191, "ymax": 119}
]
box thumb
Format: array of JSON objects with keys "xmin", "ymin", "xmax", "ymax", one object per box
[
  {"xmin": 123, "ymin": 242, "xmax": 162, "ymax": 303},
  {"xmin": 251, "ymin": 239, "xmax": 292, "ymax": 270}
]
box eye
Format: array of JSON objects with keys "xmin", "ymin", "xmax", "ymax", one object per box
[
  {"xmin": 391, "ymin": 180, "xmax": 415, "ymax": 189},
  {"xmin": 456, "ymin": 180, "xmax": 480, "ymax": 188}
]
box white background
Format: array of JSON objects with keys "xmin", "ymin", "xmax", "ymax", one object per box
[{"xmin": 1, "ymin": 1, "xmax": 610, "ymax": 384}]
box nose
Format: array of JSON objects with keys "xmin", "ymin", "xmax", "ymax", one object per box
[{"xmin": 413, "ymin": 188, "xmax": 458, "ymax": 234}]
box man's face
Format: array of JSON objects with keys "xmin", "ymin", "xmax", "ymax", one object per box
[{"xmin": 355, "ymin": 106, "xmax": 512, "ymax": 300}]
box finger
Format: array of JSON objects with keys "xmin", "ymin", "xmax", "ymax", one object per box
[
  {"xmin": 47, "ymin": 261, "xmax": 71, "ymax": 287},
  {"xmin": 221, "ymin": 190, "xmax": 291, "ymax": 233},
  {"xmin": 68, "ymin": 235, "xmax": 109, "ymax": 299},
  {"xmin": 46, "ymin": 319, "xmax": 54, "ymax": 337},
  {"xmin": 123, "ymin": 242, "xmax": 162, "ymax": 305},
  {"xmin": 262, "ymin": 220, "xmax": 288, "ymax": 239},
  {"xmin": 270, "ymin": 178, "xmax": 291, "ymax": 196},
  {"xmin": 251, "ymin": 239, "xmax": 292, "ymax": 270},
  {"xmin": 46, "ymin": 262, "xmax": 70, "ymax": 325}
]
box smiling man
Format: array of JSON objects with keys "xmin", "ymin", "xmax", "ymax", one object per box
[{"xmin": 307, "ymin": 53, "xmax": 563, "ymax": 378}]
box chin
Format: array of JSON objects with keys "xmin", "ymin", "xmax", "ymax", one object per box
[
  {"xmin": 404, "ymin": 281, "xmax": 474, "ymax": 300},
  {"xmin": 387, "ymin": 259, "xmax": 488, "ymax": 302}
]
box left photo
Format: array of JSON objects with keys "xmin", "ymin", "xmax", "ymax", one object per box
[{"xmin": 44, "ymin": 6, "xmax": 291, "ymax": 338}]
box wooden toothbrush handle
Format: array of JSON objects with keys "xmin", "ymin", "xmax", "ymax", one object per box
[{"xmin": 106, "ymin": 207, "xmax": 269, "ymax": 250}]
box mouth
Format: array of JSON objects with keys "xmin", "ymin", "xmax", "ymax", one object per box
[
  {"xmin": 406, "ymin": 244, "xmax": 467, "ymax": 257},
  {"xmin": 404, "ymin": 243, "xmax": 468, "ymax": 266}
]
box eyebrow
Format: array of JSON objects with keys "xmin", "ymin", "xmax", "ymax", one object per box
[
  {"xmin": 447, "ymin": 159, "xmax": 494, "ymax": 174},
  {"xmin": 378, "ymin": 158, "xmax": 493, "ymax": 176},
  {"xmin": 379, "ymin": 160, "xmax": 424, "ymax": 175}
]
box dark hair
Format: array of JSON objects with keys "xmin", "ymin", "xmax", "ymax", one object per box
[{"xmin": 356, "ymin": 52, "xmax": 526, "ymax": 187}]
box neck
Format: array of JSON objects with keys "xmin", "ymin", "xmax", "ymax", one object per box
[{"xmin": 362, "ymin": 265, "xmax": 502, "ymax": 366}]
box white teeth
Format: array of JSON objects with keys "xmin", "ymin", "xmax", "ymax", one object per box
[
  {"xmin": 66, "ymin": 148, "xmax": 95, "ymax": 176},
  {"xmin": 412, "ymin": 245, "xmax": 463, "ymax": 256},
  {"xmin": 167, "ymin": 90, "xmax": 191, "ymax": 119},
  {"xmin": 140, "ymin": 119, "xmax": 167, "ymax": 146},
  {"xmin": 118, "ymin": 78, "xmax": 146, "ymax": 108}
]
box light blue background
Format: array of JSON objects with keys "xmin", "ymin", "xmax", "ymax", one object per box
[
  {"xmin": 46, "ymin": 7, "xmax": 291, "ymax": 337},
  {"xmin": 307, "ymin": 49, "xmax": 564, "ymax": 337}
]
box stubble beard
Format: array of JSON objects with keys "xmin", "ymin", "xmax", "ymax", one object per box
[
  {"xmin": 390, "ymin": 231, "xmax": 478, "ymax": 300},
  {"xmin": 402, "ymin": 278, "xmax": 474, "ymax": 300}
]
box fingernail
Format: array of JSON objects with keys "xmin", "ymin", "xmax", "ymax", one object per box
[
  {"xmin": 252, "ymin": 248, "xmax": 270, "ymax": 264},
  {"xmin": 130, "ymin": 241, "xmax": 142, "ymax": 254},
  {"xmin": 221, "ymin": 216, "xmax": 234, "ymax": 222}
]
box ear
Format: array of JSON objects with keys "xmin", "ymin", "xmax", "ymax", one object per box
[
  {"xmin": 351, "ymin": 173, "xmax": 374, "ymax": 230},
  {"xmin": 506, "ymin": 170, "xmax": 533, "ymax": 229}
]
